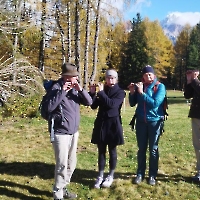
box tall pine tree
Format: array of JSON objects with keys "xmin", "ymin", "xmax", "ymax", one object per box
[
  {"xmin": 118, "ymin": 13, "xmax": 148, "ymax": 87},
  {"xmin": 187, "ymin": 23, "xmax": 200, "ymax": 70}
]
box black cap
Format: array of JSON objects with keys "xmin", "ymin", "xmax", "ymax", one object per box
[{"xmin": 142, "ymin": 65, "xmax": 154, "ymax": 74}]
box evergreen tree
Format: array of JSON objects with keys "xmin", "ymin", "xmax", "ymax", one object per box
[
  {"xmin": 187, "ymin": 23, "xmax": 200, "ymax": 70},
  {"xmin": 118, "ymin": 13, "xmax": 148, "ymax": 88}
]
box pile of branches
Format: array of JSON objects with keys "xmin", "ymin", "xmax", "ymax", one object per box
[{"xmin": 0, "ymin": 56, "xmax": 45, "ymax": 105}]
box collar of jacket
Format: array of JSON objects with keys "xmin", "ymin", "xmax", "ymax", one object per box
[
  {"xmin": 144, "ymin": 78, "xmax": 157, "ymax": 89},
  {"xmin": 104, "ymin": 83, "xmax": 120, "ymax": 95}
]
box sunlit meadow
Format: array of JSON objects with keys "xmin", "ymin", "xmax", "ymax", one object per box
[{"xmin": 0, "ymin": 90, "xmax": 199, "ymax": 200}]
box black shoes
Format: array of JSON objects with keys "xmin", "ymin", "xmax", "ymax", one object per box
[
  {"xmin": 135, "ymin": 175, "xmax": 156, "ymax": 185},
  {"xmin": 149, "ymin": 176, "xmax": 156, "ymax": 185},
  {"xmin": 134, "ymin": 175, "xmax": 143, "ymax": 184},
  {"xmin": 192, "ymin": 173, "xmax": 200, "ymax": 182}
]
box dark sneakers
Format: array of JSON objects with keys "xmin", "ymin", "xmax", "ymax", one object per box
[
  {"xmin": 192, "ymin": 173, "xmax": 200, "ymax": 182},
  {"xmin": 135, "ymin": 175, "xmax": 156, "ymax": 185},
  {"xmin": 134, "ymin": 175, "xmax": 143, "ymax": 184},
  {"xmin": 149, "ymin": 176, "xmax": 156, "ymax": 185}
]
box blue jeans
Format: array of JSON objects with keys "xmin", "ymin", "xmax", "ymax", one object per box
[{"xmin": 135, "ymin": 119, "xmax": 162, "ymax": 178}]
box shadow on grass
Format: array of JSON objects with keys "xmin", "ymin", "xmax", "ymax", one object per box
[
  {"xmin": 157, "ymin": 173, "xmax": 200, "ymax": 185},
  {"xmin": 73, "ymin": 168, "xmax": 133, "ymax": 189},
  {"xmin": 0, "ymin": 161, "xmax": 199, "ymax": 199},
  {"xmin": 167, "ymin": 96, "xmax": 188, "ymax": 105},
  {"xmin": 0, "ymin": 161, "xmax": 53, "ymax": 199},
  {"xmin": 75, "ymin": 169, "xmax": 200, "ymax": 189},
  {"xmin": 0, "ymin": 180, "xmax": 50, "ymax": 199},
  {"xmin": 0, "ymin": 161, "xmax": 54, "ymax": 179},
  {"xmin": 129, "ymin": 173, "xmax": 200, "ymax": 186}
]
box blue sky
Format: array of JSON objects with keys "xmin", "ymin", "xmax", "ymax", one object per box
[
  {"xmin": 111, "ymin": 0, "xmax": 200, "ymax": 26},
  {"xmin": 125, "ymin": 0, "xmax": 200, "ymax": 21}
]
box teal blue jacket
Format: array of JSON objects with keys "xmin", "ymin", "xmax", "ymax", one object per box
[{"xmin": 129, "ymin": 79, "xmax": 166, "ymax": 122}]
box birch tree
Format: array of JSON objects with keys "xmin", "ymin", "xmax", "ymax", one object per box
[
  {"xmin": 38, "ymin": 0, "xmax": 46, "ymax": 72},
  {"xmin": 83, "ymin": 0, "xmax": 91, "ymax": 88},
  {"xmin": 66, "ymin": 1, "xmax": 72, "ymax": 63},
  {"xmin": 55, "ymin": 1, "xmax": 66, "ymax": 64},
  {"xmin": 74, "ymin": 0, "xmax": 81, "ymax": 76},
  {"xmin": 90, "ymin": 0, "xmax": 101, "ymax": 85}
]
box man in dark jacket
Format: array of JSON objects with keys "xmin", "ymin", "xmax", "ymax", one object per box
[
  {"xmin": 47, "ymin": 63, "xmax": 92, "ymax": 200},
  {"xmin": 184, "ymin": 68, "xmax": 200, "ymax": 182},
  {"xmin": 89, "ymin": 69, "xmax": 125, "ymax": 189}
]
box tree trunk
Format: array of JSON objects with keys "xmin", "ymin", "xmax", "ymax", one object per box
[
  {"xmin": 75, "ymin": 1, "xmax": 81, "ymax": 83},
  {"xmin": 66, "ymin": 1, "xmax": 72, "ymax": 63},
  {"xmin": 83, "ymin": 0, "xmax": 91, "ymax": 89},
  {"xmin": 90, "ymin": 0, "xmax": 101, "ymax": 85},
  {"xmin": 55, "ymin": 2, "xmax": 66, "ymax": 64},
  {"xmin": 38, "ymin": 0, "xmax": 46, "ymax": 72},
  {"xmin": 13, "ymin": 1, "xmax": 23, "ymax": 83}
]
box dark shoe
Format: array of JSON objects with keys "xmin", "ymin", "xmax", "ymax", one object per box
[
  {"xmin": 135, "ymin": 175, "xmax": 142, "ymax": 184},
  {"xmin": 54, "ymin": 199, "xmax": 63, "ymax": 200},
  {"xmin": 63, "ymin": 188, "xmax": 77, "ymax": 199},
  {"xmin": 149, "ymin": 176, "xmax": 156, "ymax": 185},
  {"xmin": 192, "ymin": 173, "xmax": 200, "ymax": 182}
]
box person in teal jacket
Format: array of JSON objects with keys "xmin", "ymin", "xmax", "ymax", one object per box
[{"xmin": 128, "ymin": 65, "xmax": 166, "ymax": 186}]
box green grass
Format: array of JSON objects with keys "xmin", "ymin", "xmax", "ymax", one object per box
[{"xmin": 0, "ymin": 90, "xmax": 199, "ymax": 199}]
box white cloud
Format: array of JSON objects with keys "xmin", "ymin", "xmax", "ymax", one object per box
[
  {"xmin": 96, "ymin": 0, "xmax": 152, "ymax": 23},
  {"xmin": 83, "ymin": 1, "xmax": 200, "ymax": 28},
  {"xmin": 166, "ymin": 12, "xmax": 200, "ymax": 26},
  {"xmin": 106, "ymin": 0, "xmax": 123, "ymax": 11},
  {"xmin": 102, "ymin": 0, "xmax": 151, "ymax": 13},
  {"xmin": 122, "ymin": 0, "xmax": 151, "ymax": 21},
  {"xmin": 132, "ymin": 0, "xmax": 151, "ymax": 12}
]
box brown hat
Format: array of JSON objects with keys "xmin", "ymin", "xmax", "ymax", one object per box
[{"xmin": 61, "ymin": 63, "xmax": 79, "ymax": 76}]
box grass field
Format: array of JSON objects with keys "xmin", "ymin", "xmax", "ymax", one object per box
[{"xmin": 0, "ymin": 89, "xmax": 200, "ymax": 200}]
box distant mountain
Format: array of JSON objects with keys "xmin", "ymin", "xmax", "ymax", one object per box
[
  {"xmin": 160, "ymin": 17, "xmax": 184, "ymax": 45},
  {"xmin": 125, "ymin": 15, "xmax": 194, "ymax": 45}
]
